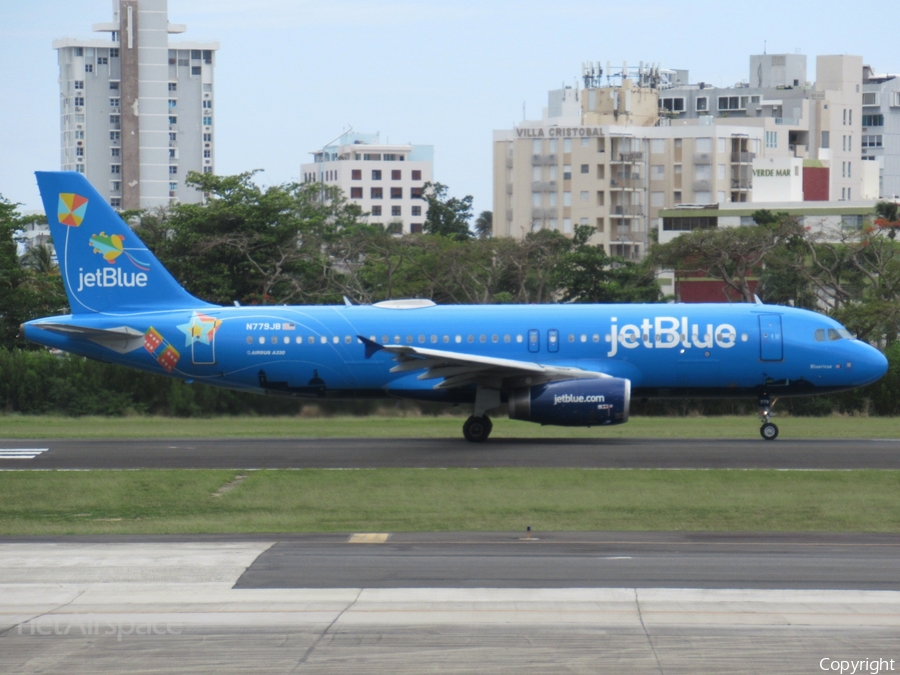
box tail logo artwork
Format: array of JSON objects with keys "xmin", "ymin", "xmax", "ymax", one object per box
[
  {"xmin": 89, "ymin": 232, "xmax": 151, "ymax": 270},
  {"xmin": 57, "ymin": 193, "xmax": 88, "ymax": 227}
]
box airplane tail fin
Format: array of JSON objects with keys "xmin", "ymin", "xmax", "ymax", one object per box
[{"xmin": 35, "ymin": 171, "xmax": 215, "ymax": 314}]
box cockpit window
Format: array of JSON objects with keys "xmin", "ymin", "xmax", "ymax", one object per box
[
  {"xmin": 838, "ymin": 328, "xmax": 853, "ymax": 339},
  {"xmin": 814, "ymin": 329, "xmax": 825, "ymax": 342}
]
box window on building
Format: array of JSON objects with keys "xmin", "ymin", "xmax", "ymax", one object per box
[
  {"xmin": 650, "ymin": 191, "xmax": 664, "ymax": 207},
  {"xmin": 110, "ymin": 131, "xmax": 120, "ymax": 141},
  {"xmin": 202, "ymin": 100, "xmax": 212, "ymax": 109},
  {"xmin": 549, "ymin": 139, "xmax": 558, "ymax": 153},
  {"xmin": 203, "ymin": 149, "xmax": 211, "ymax": 158},
  {"xmin": 109, "ymin": 82, "xmax": 119, "ymax": 91},
  {"xmin": 862, "ymin": 114, "xmax": 884, "ymax": 127},
  {"xmin": 411, "ymin": 205, "xmax": 421, "ymax": 216},
  {"xmin": 110, "ymin": 115, "xmax": 120, "ymax": 126},
  {"xmin": 411, "ymin": 223, "xmax": 423, "ymax": 234},
  {"xmin": 350, "ymin": 187, "xmax": 363, "ymax": 198},
  {"xmin": 392, "ymin": 205, "xmax": 401, "ymax": 217},
  {"xmin": 563, "ymin": 218, "xmax": 572, "ymax": 233},
  {"xmin": 717, "ymin": 96, "xmax": 748, "ymax": 111},
  {"xmin": 203, "ymin": 83, "xmax": 212, "ymax": 92},
  {"xmin": 391, "ymin": 187, "xmax": 402, "ymax": 199},
  {"xmin": 167, "ymin": 82, "xmax": 177, "ymax": 92},
  {"xmin": 372, "ymin": 170, "xmax": 382, "ymax": 180},
  {"xmin": 371, "ymin": 187, "xmax": 383, "ymax": 199},
  {"xmin": 85, "ymin": 64, "xmax": 93, "ymax": 73},
  {"xmin": 75, "ymin": 147, "xmax": 84, "ymax": 157},
  {"xmin": 168, "ymin": 165, "xmax": 177, "ymax": 175},
  {"xmin": 74, "ymin": 130, "xmax": 84, "ymax": 140},
  {"xmin": 110, "ymin": 148, "xmax": 119, "ymax": 157},
  {"xmin": 371, "ymin": 205, "xmax": 382, "ymax": 216},
  {"xmin": 674, "ymin": 190, "xmax": 682, "ymax": 204},
  {"xmin": 862, "ymin": 135, "xmax": 883, "ymax": 148},
  {"xmin": 192, "ymin": 66, "xmax": 201, "ymax": 75},
  {"xmin": 109, "ymin": 48, "xmax": 118, "ymax": 57},
  {"xmin": 580, "ymin": 164, "xmax": 589, "ymax": 174},
  {"xmin": 659, "ymin": 97, "xmax": 685, "ymax": 112},
  {"xmin": 169, "ymin": 182, "xmax": 177, "ymax": 192},
  {"xmin": 580, "ymin": 191, "xmax": 589, "ymax": 201},
  {"xmin": 596, "ymin": 191, "xmax": 605, "ymax": 206},
  {"xmin": 410, "ymin": 187, "xmax": 423, "ymax": 199},
  {"xmin": 563, "ymin": 165, "xmax": 572, "ymax": 180},
  {"xmin": 97, "ymin": 56, "xmax": 108, "ymax": 65},
  {"xmin": 110, "ymin": 98, "xmax": 120, "ymax": 108},
  {"xmin": 202, "ymin": 116, "xmax": 212, "ymax": 126},
  {"xmin": 169, "ymin": 115, "xmax": 177, "ymax": 124},
  {"xmin": 74, "ymin": 97, "xmax": 84, "ymax": 106},
  {"xmin": 203, "ymin": 133, "xmax": 212, "ymax": 142},
  {"xmin": 412, "ymin": 170, "xmax": 422, "ymax": 180},
  {"xmin": 74, "ymin": 47, "xmax": 83, "ymax": 56},
  {"xmin": 111, "ymin": 164, "xmax": 121, "ymax": 174},
  {"xmin": 391, "ymin": 170, "xmax": 401, "ymax": 180},
  {"xmin": 696, "ymin": 97, "xmax": 708, "ymax": 111},
  {"xmin": 111, "ymin": 181, "xmax": 121, "ymax": 191},
  {"xmin": 651, "ymin": 164, "xmax": 665, "ymax": 180},
  {"xmin": 563, "ymin": 138, "xmax": 572, "ymax": 153},
  {"xmin": 563, "ymin": 191, "xmax": 572, "ymax": 206},
  {"xmin": 110, "ymin": 197, "xmax": 121, "ymax": 207}
]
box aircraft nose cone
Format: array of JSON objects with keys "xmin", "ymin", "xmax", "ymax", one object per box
[{"xmin": 857, "ymin": 343, "xmax": 889, "ymax": 385}]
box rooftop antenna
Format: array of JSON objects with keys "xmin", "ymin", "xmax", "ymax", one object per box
[
  {"xmin": 522, "ymin": 101, "xmax": 526, "ymax": 121},
  {"xmin": 764, "ymin": 40, "xmax": 767, "ymax": 54}
]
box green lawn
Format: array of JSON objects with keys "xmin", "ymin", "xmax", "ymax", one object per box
[
  {"xmin": 1, "ymin": 469, "xmax": 899, "ymax": 535},
  {"xmin": 0, "ymin": 414, "xmax": 896, "ymax": 439}
]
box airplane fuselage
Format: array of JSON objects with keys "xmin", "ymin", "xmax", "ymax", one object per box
[{"xmin": 24, "ymin": 302, "xmax": 886, "ymax": 403}]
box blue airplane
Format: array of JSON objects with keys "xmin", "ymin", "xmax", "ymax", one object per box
[{"xmin": 22, "ymin": 171, "xmax": 889, "ymax": 441}]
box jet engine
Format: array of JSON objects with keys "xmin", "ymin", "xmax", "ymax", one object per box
[{"xmin": 508, "ymin": 378, "xmax": 631, "ymax": 427}]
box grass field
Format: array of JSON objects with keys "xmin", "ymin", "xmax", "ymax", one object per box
[
  {"xmin": 0, "ymin": 414, "xmax": 897, "ymax": 439},
  {"xmin": 1, "ymin": 468, "xmax": 899, "ymax": 535}
]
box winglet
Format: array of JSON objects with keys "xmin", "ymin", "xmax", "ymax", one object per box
[{"xmin": 359, "ymin": 335, "xmax": 383, "ymax": 359}]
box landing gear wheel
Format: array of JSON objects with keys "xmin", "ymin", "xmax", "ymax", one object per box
[
  {"xmin": 760, "ymin": 422, "xmax": 779, "ymax": 441},
  {"xmin": 463, "ymin": 415, "xmax": 492, "ymax": 442}
]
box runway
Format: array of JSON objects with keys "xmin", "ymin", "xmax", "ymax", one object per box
[
  {"xmin": 2, "ymin": 534, "xmax": 899, "ymax": 673},
  {"xmin": 2, "ymin": 436, "xmax": 900, "ymax": 469}
]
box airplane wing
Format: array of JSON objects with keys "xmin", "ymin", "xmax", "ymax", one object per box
[{"xmin": 359, "ymin": 336, "xmax": 606, "ymax": 390}]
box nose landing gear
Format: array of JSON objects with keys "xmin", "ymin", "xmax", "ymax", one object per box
[{"xmin": 758, "ymin": 394, "xmax": 779, "ymax": 440}]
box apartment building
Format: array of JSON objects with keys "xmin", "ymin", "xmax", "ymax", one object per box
[
  {"xmin": 664, "ymin": 54, "xmax": 876, "ymax": 201},
  {"xmin": 301, "ymin": 132, "xmax": 433, "ymax": 233},
  {"xmin": 54, "ymin": 0, "xmax": 218, "ymax": 209},
  {"xmin": 862, "ymin": 66, "xmax": 900, "ymax": 199},
  {"xmin": 493, "ymin": 65, "xmax": 769, "ymax": 258}
]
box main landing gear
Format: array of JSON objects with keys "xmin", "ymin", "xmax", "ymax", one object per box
[
  {"xmin": 463, "ymin": 415, "xmax": 493, "ymax": 442},
  {"xmin": 463, "ymin": 387, "xmax": 500, "ymax": 442},
  {"xmin": 758, "ymin": 394, "xmax": 778, "ymax": 441}
]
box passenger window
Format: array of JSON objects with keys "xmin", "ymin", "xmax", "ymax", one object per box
[
  {"xmin": 504, "ymin": 334, "xmax": 511, "ymax": 343},
  {"xmin": 828, "ymin": 329, "xmax": 841, "ymax": 341},
  {"xmin": 516, "ymin": 334, "xmax": 523, "ymax": 343},
  {"xmin": 382, "ymin": 335, "xmax": 389, "ymax": 343},
  {"xmin": 814, "ymin": 329, "xmax": 825, "ymax": 341},
  {"xmin": 467, "ymin": 335, "xmax": 474, "ymax": 343},
  {"xmin": 418, "ymin": 335, "xmax": 425, "ymax": 344},
  {"xmin": 345, "ymin": 335, "xmax": 352, "ymax": 344},
  {"xmin": 479, "ymin": 335, "xmax": 486, "ymax": 343},
  {"xmin": 246, "ymin": 336, "xmax": 253, "ymax": 344},
  {"xmin": 333, "ymin": 336, "xmax": 339, "ymax": 344},
  {"xmin": 308, "ymin": 336, "xmax": 315, "ymax": 344}
]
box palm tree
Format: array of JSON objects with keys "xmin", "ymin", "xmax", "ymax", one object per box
[{"xmin": 474, "ymin": 211, "xmax": 492, "ymax": 239}]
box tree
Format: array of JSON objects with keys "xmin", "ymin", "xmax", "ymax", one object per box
[
  {"xmin": 874, "ymin": 200, "xmax": 900, "ymax": 240},
  {"xmin": 421, "ymin": 182, "xmax": 473, "ymax": 241},
  {"xmin": 556, "ymin": 229, "xmax": 662, "ymax": 303},
  {"xmin": 650, "ymin": 214, "xmax": 804, "ymax": 303},
  {"xmin": 474, "ymin": 211, "xmax": 492, "ymax": 239},
  {"xmin": 147, "ymin": 172, "xmax": 365, "ymax": 305}
]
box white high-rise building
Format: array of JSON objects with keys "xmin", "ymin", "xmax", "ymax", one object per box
[
  {"xmin": 302, "ymin": 132, "xmax": 434, "ymax": 233},
  {"xmin": 54, "ymin": 0, "xmax": 218, "ymax": 210}
]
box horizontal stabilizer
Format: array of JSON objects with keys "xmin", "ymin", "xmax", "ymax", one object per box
[{"xmin": 33, "ymin": 323, "xmax": 146, "ymax": 353}]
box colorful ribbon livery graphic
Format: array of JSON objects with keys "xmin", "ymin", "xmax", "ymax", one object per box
[
  {"xmin": 90, "ymin": 232, "xmax": 151, "ymax": 271},
  {"xmin": 177, "ymin": 312, "xmax": 223, "ymax": 365},
  {"xmin": 58, "ymin": 193, "xmax": 88, "ymax": 227},
  {"xmin": 143, "ymin": 327, "xmax": 181, "ymax": 373}
]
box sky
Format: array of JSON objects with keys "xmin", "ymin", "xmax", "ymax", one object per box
[{"xmin": 1, "ymin": 0, "xmax": 896, "ymax": 216}]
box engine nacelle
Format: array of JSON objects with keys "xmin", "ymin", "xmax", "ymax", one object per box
[{"xmin": 508, "ymin": 378, "xmax": 631, "ymax": 427}]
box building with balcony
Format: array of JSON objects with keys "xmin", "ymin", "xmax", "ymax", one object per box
[
  {"xmin": 301, "ymin": 132, "xmax": 434, "ymax": 233},
  {"xmin": 862, "ymin": 65, "xmax": 900, "ymax": 199},
  {"xmin": 54, "ymin": 0, "xmax": 218, "ymax": 209}
]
